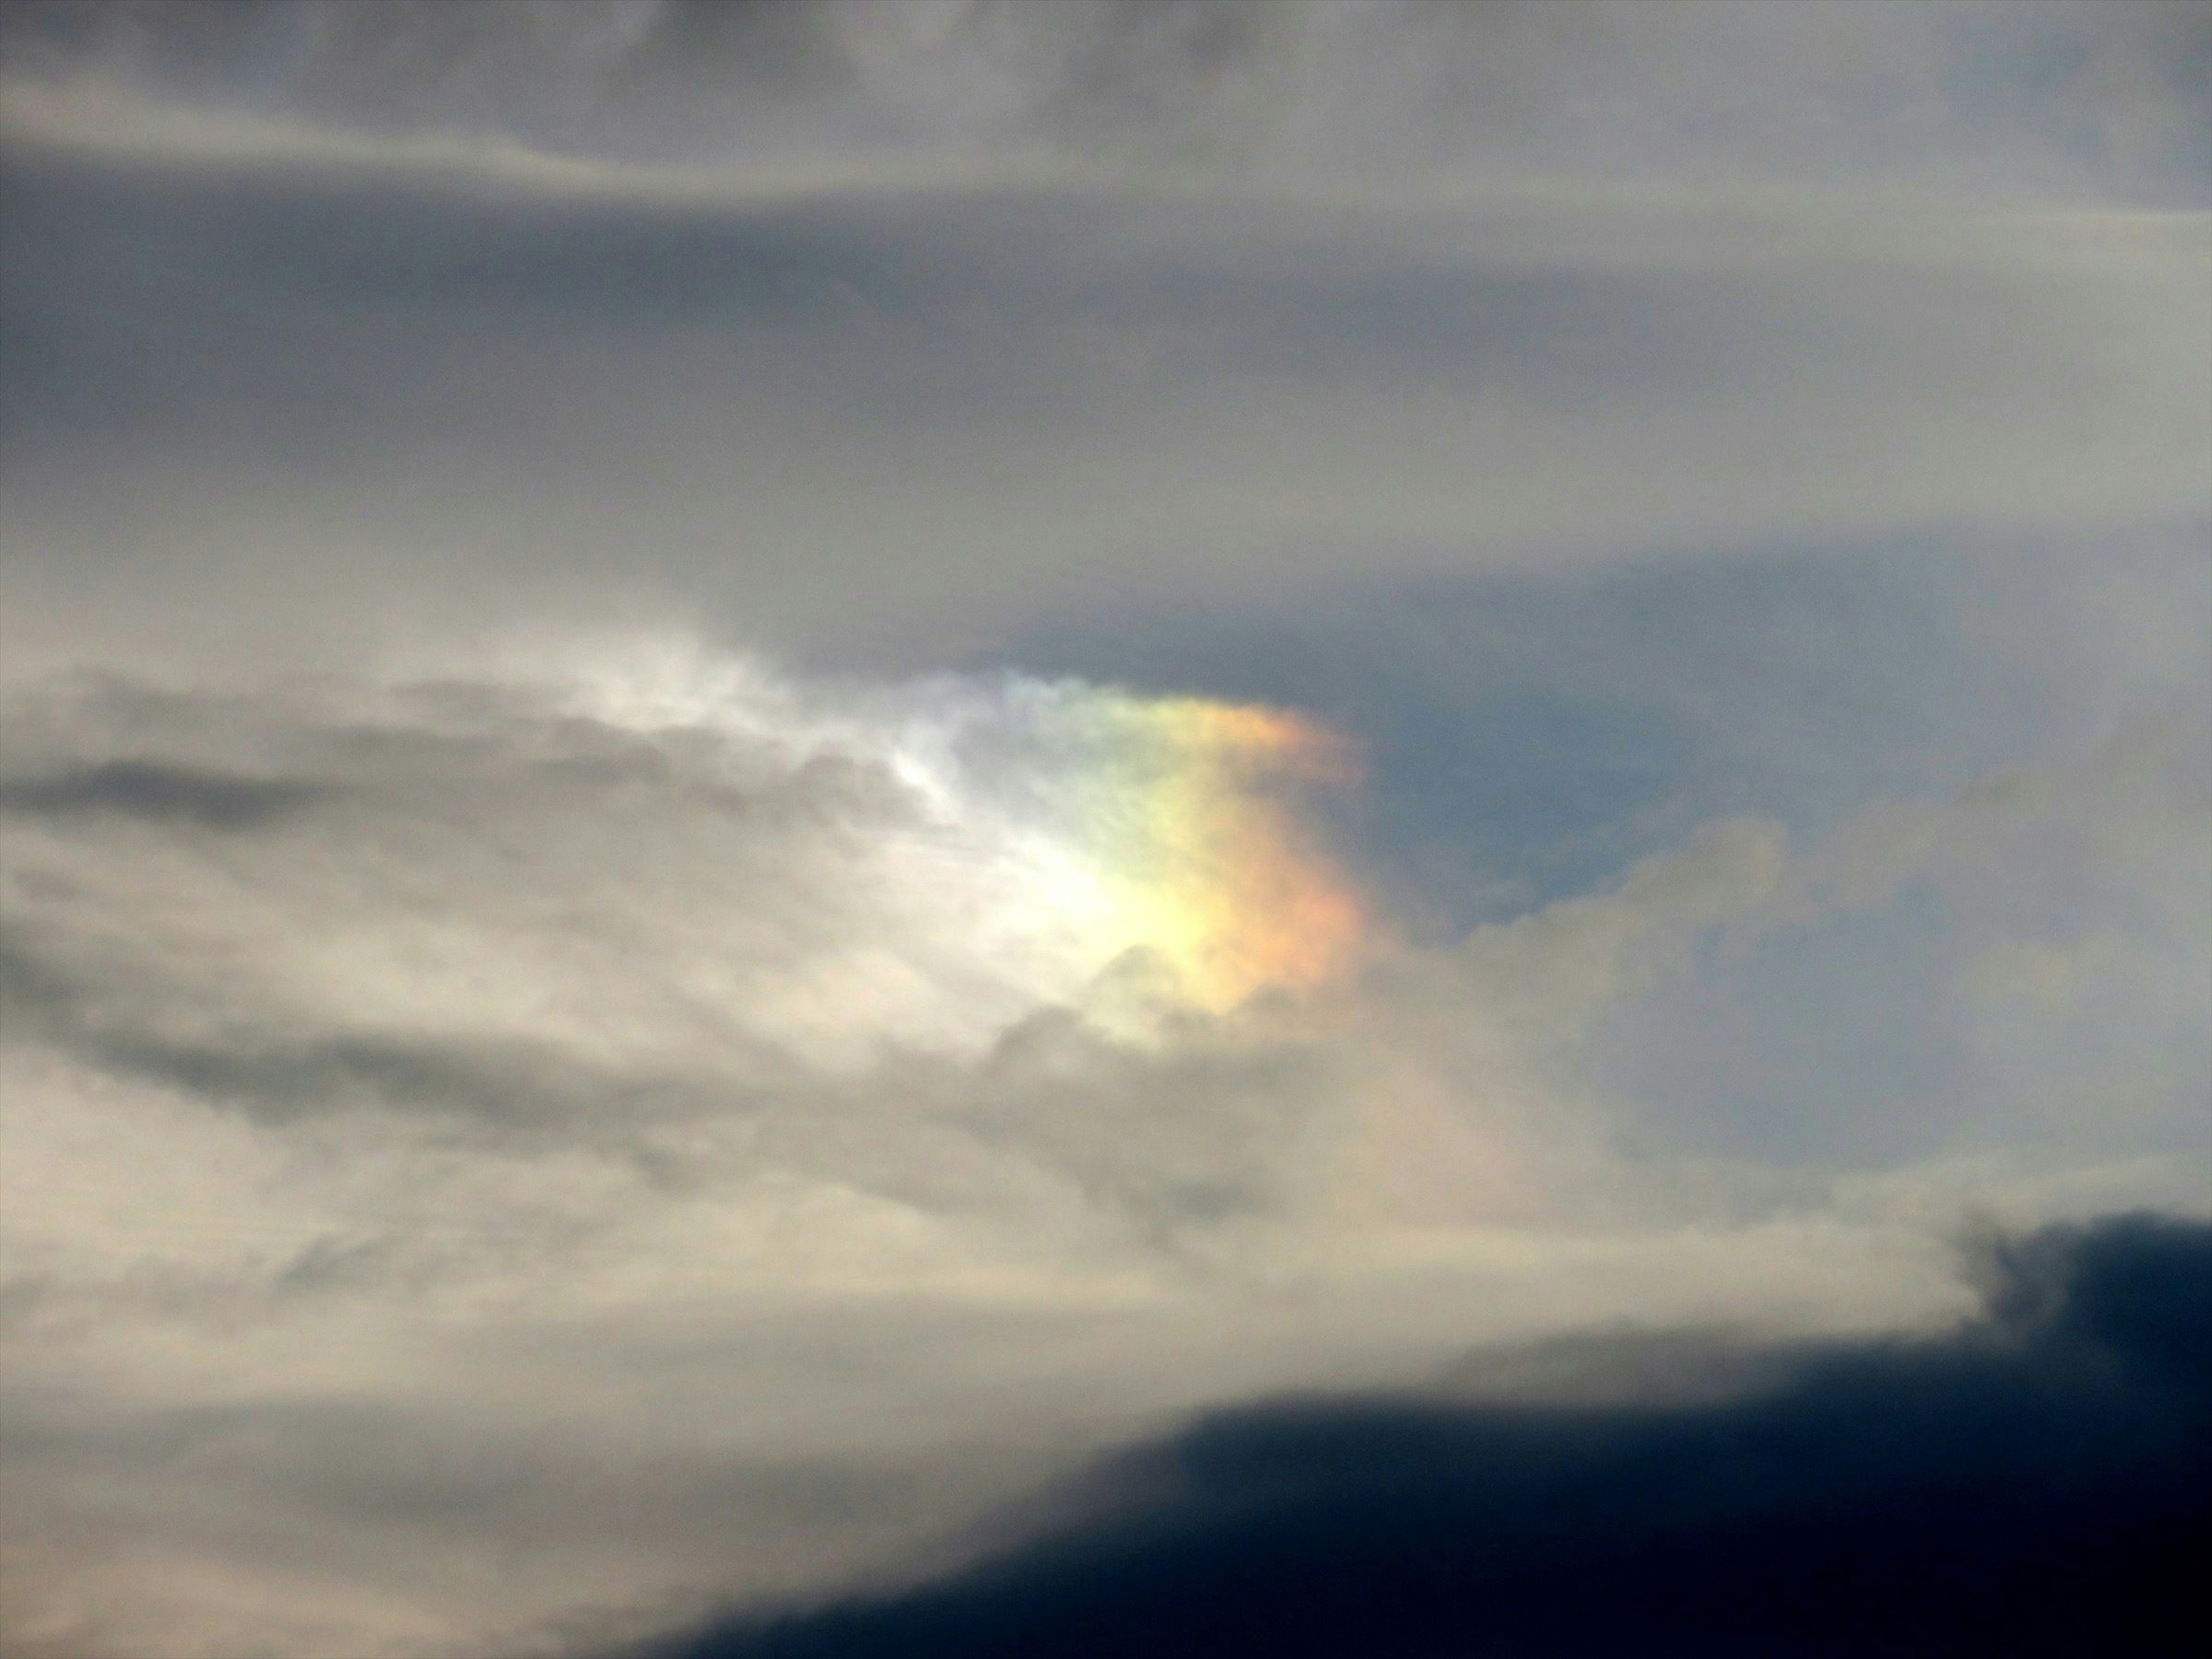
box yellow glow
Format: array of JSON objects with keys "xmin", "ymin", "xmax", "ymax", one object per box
[{"xmin": 1065, "ymin": 692, "xmax": 1366, "ymax": 1011}]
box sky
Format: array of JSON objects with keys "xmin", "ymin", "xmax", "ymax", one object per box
[{"xmin": 0, "ymin": 3, "xmax": 2206, "ymax": 1656}]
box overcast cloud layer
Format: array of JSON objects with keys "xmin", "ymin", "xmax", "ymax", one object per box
[{"xmin": 1, "ymin": 5, "xmax": 2208, "ymax": 1657}]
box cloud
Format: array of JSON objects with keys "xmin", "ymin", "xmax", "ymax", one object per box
[
  {"xmin": 617, "ymin": 1213, "xmax": 2211, "ymax": 1659},
  {"xmin": 1, "ymin": 12, "xmax": 2206, "ymax": 1650},
  {"xmin": 0, "ymin": 635, "xmax": 2195, "ymax": 1656},
  {"xmin": 5, "ymin": 1, "xmax": 2206, "ymax": 202},
  {"xmin": 2, "ymin": 635, "xmax": 2202, "ymax": 1654},
  {"xmin": 0, "ymin": 758, "xmax": 323, "ymax": 828},
  {"xmin": 3, "ymin": 9, "xmax": 2206, "ymax": 676}
]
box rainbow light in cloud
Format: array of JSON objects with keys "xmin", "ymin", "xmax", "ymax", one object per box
[
  {"xmin": 540, "ymin": 638, "xmax": 1370, "ymax": 1024},
  {"xmin": 1030, "ymin": 689, "xmax": 1368, "ymax": 1012}
]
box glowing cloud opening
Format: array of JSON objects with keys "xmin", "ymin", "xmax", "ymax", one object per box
[{"xmin": 1030, "ymin": 690, "xmax": 1368, "ymax": 1013}]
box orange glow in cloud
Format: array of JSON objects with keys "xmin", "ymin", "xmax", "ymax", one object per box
[{"xmin": 1059, "ymin": 692, "xmax": 1367, "ymax": 1011}]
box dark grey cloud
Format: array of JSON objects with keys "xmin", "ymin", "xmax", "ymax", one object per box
[
  {"xmin": 82, "ymin": 1024, "xmax": 729, "ymax": 1136},
  {"xmin": 0, "ymin": 758, "xmax": 321, "ymax": 828},
  {"xmin": 620, "ymin": 1213, "xmax": 2211, "ymax": 1659},
  {"xmin": 0, "ymin": 915, "xmax": 772, "ymax": 1153}
]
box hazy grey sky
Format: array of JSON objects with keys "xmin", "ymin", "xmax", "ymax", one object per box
[{"xmin": 1, "ymin": 5, "xmax": 2206, "ymax": 1656}]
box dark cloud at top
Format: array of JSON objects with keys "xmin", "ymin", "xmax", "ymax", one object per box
[
  {"xmin": 4, "ymin": 0, "xmax": 2207, "ymax": 200},
  {"xmin": 627, "ymin": 1213, "xmax": 2211, "ymax": 1659},
  {"xmin": 5, "ymin": 7, "xmax": 2205, "ymax": 684}
]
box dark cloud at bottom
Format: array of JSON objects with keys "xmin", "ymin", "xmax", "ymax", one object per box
[{"xmin": 623, "ymin": 1214, "xmax": 2209, "ymax": 1659}]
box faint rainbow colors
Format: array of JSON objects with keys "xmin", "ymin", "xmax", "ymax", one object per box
[
  {"xmin": 1029, "ymin": 690, "xmax": 1367, "ymax": 1012},
  {"xmin": 549, "ymin": 639, "xmax": 1370, "ymax": 1023}
]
